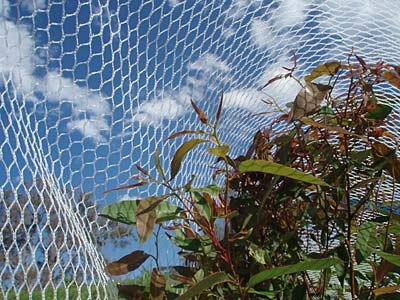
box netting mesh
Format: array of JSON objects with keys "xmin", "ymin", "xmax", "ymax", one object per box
[{"xmin": 1, "ymin": 0, "xmax": 400, "ymax": 298}]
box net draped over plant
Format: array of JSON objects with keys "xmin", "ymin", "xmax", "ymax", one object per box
[{"xmin": 1, "ymin": 0, "xmax": 400, "ymax": 299}]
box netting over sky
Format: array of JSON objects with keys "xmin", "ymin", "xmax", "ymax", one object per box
[{"xmin": 1, "ymin": 0, "xmax": 400, "ymax": 298}]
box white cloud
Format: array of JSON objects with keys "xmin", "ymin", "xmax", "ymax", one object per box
[
  {"xmin": 136, "ymin": 54, "xmax": 231, "ymax": 125},
  {"xmin": 271, "ymin": 0, "xmax": 308, "ymax": 29},
  {"xmin": 0, "ymin": 3, "xmax": 110, "ymax": 142},
  {"xmin": 223, "ymin": 88, "xmax": 264, "ymax": 112}
]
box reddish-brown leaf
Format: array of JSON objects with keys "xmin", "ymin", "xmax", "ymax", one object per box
[
  {"xmin": 104, "ymin": 181, "xmax": 149, "ymax": 194},
  {"xmin": 105, "ymin": 250, "xmax": 150, "ymax": 276},
  {"xmin": 150, "ymin": 268, "xmax": 166, "ymax": 300},
  {"xmin": 191, "ymin": 99, "xmax": 208, "ymax": 124}
]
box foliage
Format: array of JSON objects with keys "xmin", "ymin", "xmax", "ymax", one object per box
[{"xmin": 101, "ymin": 53, "xmax": 400, "ymax": 299}]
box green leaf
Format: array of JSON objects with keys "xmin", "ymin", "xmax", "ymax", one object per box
[
  {"xmin": 154, "ymin": 148, "xmax": 166, "ymax": 181},
  {"xmin": 249, "ymin": 242, "xmax": 267, "ymax": 265},
  {"xmin": 305, "ymin": 61, "xmax": 342, "ymax": 82},
  {"xmin": 375, "ymin": 251, "xmax": 400, "ymax": 267},
  {"xmin": 170, "ymin": 139, "xmax": 208, "ymax": 180},
  {"xmin": 105, "ymin": 250, "xmax": 150, "ymax": 276},
  {"xmin": 248, "ymin": 258, "xmax": 342, "ymax": 287},
  {"xmin": 100, "ymin": 198, "xmax": 183, "ymax": 225},
  {"xmin": 190, "ymin": 184, "xmax": 221, "ymax": 196},
  {"xmin": 365, "ymin": 103, "xmax": 393, "ymax": 120},
  {"xmin": 239, "ymin": 160, "xmax": 329, "ymax": 187},
  {"xmin": 191, "ymin": 192, "xmax": 212, "ymax": 221},
  {"xmin": 208, "ymin": 144, "xmax": 230, "ymax": 158},
  {"xmin": 356, "ymin": 222, "xmax": 384, "ymax": 259},
  {"xmin": 175, "ymin": 272, "xmax": 229, "ymax": 300}
]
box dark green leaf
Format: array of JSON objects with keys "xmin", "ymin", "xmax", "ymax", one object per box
[
  {"xmin": 175, "ymin": 272, "xmax": 229, "ymax": 300},
  {"xmin": 170, "ymin": 139, "xmax": 207, "ymax": 180},
  {"xmin": 365, "ymin": 104, "xmax": 392, "ymax": 120},
  {"xmin": 248, "ymin": 258, "xmax": 342, "ymax": 287},
  {"xmin": 239, "ymin": 160, "xmax": 329, "ymax": 187},
  {"xmin": 375, "ymin": 251, "xmax": 400, "ymax": 267},
  {"xmin": 100, "ymin": 198, "xmax": 183, "ymax": 225},
  {"xmin": 356, "ymin": 222, "xmax": 383, "ymax": 259}
]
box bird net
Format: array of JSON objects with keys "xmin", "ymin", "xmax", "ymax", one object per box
[{"xmin": 1, "ymin": 0, "xmax": 400, "ymax": 299}]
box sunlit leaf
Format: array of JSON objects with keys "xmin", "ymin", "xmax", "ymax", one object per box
[
  {"xmin": 191, "ymin": 192, "xmax": 212, "ymax": 221},
  {"xmin": 365, "ymin": 103, "xmax": 393, "ymax": 120},
  {"xmin": 170, "ymin": 139, "xmax": 208, "ymax": 180},
  {"xmin": 190, "ymin": 184, "xmax": 221, "ymax": 196},
  {"xmin": 375, "ymin": 251, "xmax": 400, "ymax": 267},
  {"xmin": 248, "ymin": 258, "xmax": 342, "ymax": 287},
  {"xmin": 100, "ymin": 196, "xmax": 181, "ymax": 225},
  {"xmin": 373, "ymin": 284, "xmax": 400, "ymax": 297},
  {"xmin": 305, "ymin": 61, "xmax": 342, "ymax": 83},
  {"xmin": 175, "ymin": 272, "xmax": 229, "ymax": 300},
  {"xmin": 239, "ymin": 160, "xmax": 329, "ymax": 187},
  {"xmin": 154, "ymin": 148, "xmax": 166, "ymax": 181},
  {"xmin": 150, "ymin": 268, "xmax": 166, "ymax": 300},
  {"xmin": 191, "ymin": 99, "xmax": 208, "ymax": 124},
  {"xmin": 137, "ymin": 197, "xmax": 162, "ymax": 243},
  {"xmin": 288, "ymin": 82, "xmax": 332, "ymax": 122},
  {"xmin": 105, "ymin": 250, "xmax": 150, "ymax": 276},
  {"xmin": 208, "ymin": 144, "xmax": 229, "ymax": 158},
  {"xmin": 167, "ymin": 130, "xmax": 206, "ymax": 140},
  {"xmin": 382, "ymin": 71, "xmax": 400, "ymax": 89}
]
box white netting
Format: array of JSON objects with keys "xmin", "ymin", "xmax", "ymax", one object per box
[{"xmin": 1, "ymin": 0, "xmax": 400, "ymax": 298}]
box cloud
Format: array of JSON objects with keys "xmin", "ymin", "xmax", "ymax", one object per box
[
  {"xmin": 223, "ymin": 88, "xmax": 264, "ymax": 112},
  {"xmin": 135, "ymin": 53, "xmax": 231, "ymax": 125},
  {"xmin": 0, "ymin": 1, "xmax": 110, "ymax": 142}
]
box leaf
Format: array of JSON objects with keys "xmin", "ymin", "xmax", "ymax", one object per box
[
  {"xmin": 190, "ymin": 184, "xmax": 221, "ymax": 196},
  {"xmin": 154, "ymin": 148, "xmax": 166, "ymax": 181},
  {"xmin": 150, "ymin": 268, "xmax": 166, "ymax": 300},
  {"xmin": 288, "ymin": 82, "xmax": 332, "ymax": 122},
  {"xmin": 356, "ymin": 222, "xmax": 383, "ymax": 259},
  {"xmin": 105, "ymin": 250, "xmax": 150, "ymax": 276},
  {"xmin": 100, "ymin": 197, "xmax": 182, "ymax": 225},
  {"xmin": 305, "ymin": 61, "xmax": 342, "ymax": 82},
  {"xmin": 166, "ymin": 130, "xmax": 206, "ymax": 140},
  {"xmin": 248, "ymin": 258, "xmax": 342, "ymax": 287},
  {"xmin": 239, "ymin": 159, "xmax": 329, "ymax": 187},
  {"xmin": 365, "ymin": 103, "xmax": 393, "ymax": 120},
  {"xmin": 373, "ymin": 284, "xmax": 400, "ymax": 297},
  {"xmin": 117, "ymin": 284, "xmax": 145, "ymax": 299},
  {"xmin": 137, "ymin": 197, "xmax": 163, "ymax": 243},
  {"xmin": 208, "ymin": 144, "xmax": 229, "ymax": 158},
  {"xmin": 170, "ymin": 139, "xmax": 208, "ymax": 180},
  {"xmin": 215, "ymin": 90, "xmax": 224, "ymax": 126},
  {"xmin": 372, "ymin": 142, "xmax": 400, "ymax": 183},
  {"xmin": 191, "ymin": 99, "xmax": 208, "ymax": 124},
  {"xmin": 382, "ymin": 71, "xmax": 400, "ymax": 89},
  {"xmin": 300, "ymin": 118, "xmax": 362, "ymax": 138},
  {"xmin": 175, "ymin": 272, "xmax": 229, "ymax": 300},
  {"xmin": 375, "ymin": 251, "xmax": 400, "ymax": 267},
  {"xmin": 104, "ymin": 181, "xmax": 149, "ymax": 194},
  {"xmin": 191, "ymin": 192, "xmax": 212, "ymax": 221}
]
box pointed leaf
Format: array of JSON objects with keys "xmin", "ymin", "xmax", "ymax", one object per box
[
  {"xmin": 105, "ymin": 250, "xmax": 150, "ymax": 276},
  {"xmin": 170, "ymin": 139, "xmax": 207, "ymax": 180},
  {"xmin": 375, "ymin": 251, "xmax": 400, "ymax": 267},
  {"xmin": 248, "ymin": 258, "xmax": 342, "ymax": 287},
  {"xmin": 154, "ymin": 148, "xmax": 166, "ymax": 181},
  {"xmin": 215, "ymin": 90, "xmax": 224, "ymax": 126},
  {"xmin": 104, "ymin": 181, "xmax": 149, "ymax": 194},
  {"xmin": 167, "ymin": 130, "xmax": 206, "ymax": 140},
  {"xmin": 239, "ymin": 160, "xmax": 329, "ymax": 187},
  {"xmin": 137, "ymin": 198, "xmax": 160, "ymax": 243},
  {"xmin": 288, "ymin": 82, "xmax": 332, "ymax": 122},
  {"xmin": 356, "ymin": 222, "xmax": 383, "ymax": 259},
  {"xmin": 305, "ymin": 61, "xmax": 342, "ymax": 83},
  {"xmin": 373, "ymin": 284, "xmax": 400, "ymax": 297},
  {"xmin": 382, "ymin": 71, "xmax": 400, "ymax": 89},
  {"xmin": 150, "ymin": 268, "xmax": 166, "ymax": 300},
  {"xmin": 175, "ymin": 272, "xmax": 229, "ymax": 300},
  {"xmin": 191, "ymin": 99, "xmax": 208, "ymax": 124}
]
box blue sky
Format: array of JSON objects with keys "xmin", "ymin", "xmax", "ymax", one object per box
[{"xmin": 2, "ymin": 0, "xmax": 400, "ymax": 269}]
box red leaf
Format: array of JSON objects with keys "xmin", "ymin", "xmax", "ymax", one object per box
[{"xmin": 105, "ymin": 250, "xmax": 150, "ymax": 276}]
